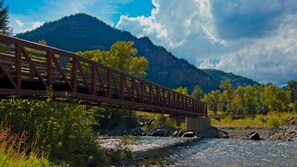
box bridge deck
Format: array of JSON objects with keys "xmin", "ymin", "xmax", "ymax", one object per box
[{"xmin": 0, "ymin": 35, "xmax": 207, "ymax": 117}]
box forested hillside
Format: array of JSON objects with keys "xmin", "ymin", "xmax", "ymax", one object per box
[{"xmin": 17, "ymin": 13, "xmax": 219, "ymax": 92}]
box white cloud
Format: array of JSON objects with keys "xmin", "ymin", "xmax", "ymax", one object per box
[
  {"xmin": 23, "ymin": 21, "xmax": 44, "ymax": 32},
  {"xmin": 15, "ymin": 19, "xmax": 24, "ymax": 27},
  {"xmin": 117, "ymin": 0, "xmax": 224, "ymax": 48},
  {"xmin": 116, "ymin": 0, "xmax": 297, "ymax": 85},
  {"xmin": 213, "ymin": 16, "xmax": 297, "ymax": 85}
]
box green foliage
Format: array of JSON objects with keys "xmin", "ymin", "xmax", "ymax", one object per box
[
  {"xmin": 142, "ymin": 124, "xmax": 150, "ymax": 133},
  {"xmin": 96, "ymin": 108, "xmax": 139, "ymax": 134},
  {"xmin": 77, "ymin": 41, "xmax": 148, "ymax": 77},
  {"xmin": 152, "ymin": 114, "xmax": 176, "ymax": 129},
  {"xmin": 212, "ymin": 112, "xmax": 297, "ymax": 127},
  {"xmin": 0, "ymin": 127, "xmax": 60, "ymax": 167},
  {"xmin": 191, "ymin": 85, "xmax": 204, "ymax": 100},
  {"xmin": 175, "ymin": 87, "xmax": 189, "ymax": 96},
  {"xmin": 287, "ymin": 80, "xmax": 297, "ymax": 102},
  {"xmin": 0, "ymin": 95, "xmax": 109, "ymax": 166},
  {"xmin": 260, "ymin": 84, "xmax": 291, "ymax": 113},
  {"xmin": 202, "ymin": 90, "xmax": 221, "ymax": 114},
  {"xmin": 77, "ymin": 41, "xmax": 148, "ymax": 134},
  {"xmin": 0, "ymin": 0, "xmax": 12, "ymax": 36},
  {"xmin": 204, "ymin": 80, "xmax": 294, "ymax": 116}
]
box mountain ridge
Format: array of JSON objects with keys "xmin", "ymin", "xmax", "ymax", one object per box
[{"xmin": 16, "ymin": 13, "xmax": 257, "ymax": 92}]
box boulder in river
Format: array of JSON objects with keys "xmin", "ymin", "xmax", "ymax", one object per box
[
  {"xmin": 249, "ymin": 132, "xmax": 261, "ymax": 140},
  {"xmin": 182, "ymin": 131, "xmax": 196, "ymax": 138},
  {"xmin": 172, "ymin": 130, "xmax": 179, "ymax": 137},
  {"xmin": 148, "ymin": 128, "xmax": 169, "ymax": 136},
  {"xmin": 177, "ymin": 130, "xmax": 185, "ymax": 137}
]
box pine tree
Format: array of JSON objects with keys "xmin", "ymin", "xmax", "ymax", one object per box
[{"xmin": 0, "ymin": 0, "xmax": 12, "ymax": 35}]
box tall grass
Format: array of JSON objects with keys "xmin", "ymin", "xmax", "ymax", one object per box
[
  {"xmin": 211, "ymin": 112, "xmax": 297, "ymax": 127},
  {"xmin": 0, "ymin": 127, "xmax": 59, "ymax": 167}
]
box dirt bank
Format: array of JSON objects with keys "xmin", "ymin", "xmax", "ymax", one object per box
[{"xmin": 210, "ymin": 117, "xmax": 297, "ymax": 141}]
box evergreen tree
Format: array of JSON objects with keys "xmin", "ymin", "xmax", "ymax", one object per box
[{"xmin": 0, "ymin": 0, "xmax": 12, "ymax": 35}]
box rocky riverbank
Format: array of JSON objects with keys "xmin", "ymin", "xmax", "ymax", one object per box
[{"xmin": 214, "ymin": 117, "xmax": 297, "ymax": 141}]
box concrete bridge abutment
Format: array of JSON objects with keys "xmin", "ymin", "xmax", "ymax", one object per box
[{"xmin": 185, "ymin": 116, "xmax": 211, "ymax": 131}]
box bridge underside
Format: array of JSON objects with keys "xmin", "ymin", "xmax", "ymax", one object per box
[
  {"xmin": 0, "ymin": 88, "xmax": 201, "ymax": 117},
  {"xmin": 0, "ymin": 35, "xmax": 207, "ymax": 117}
]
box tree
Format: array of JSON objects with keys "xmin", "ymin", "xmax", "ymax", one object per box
[
  {"xmin": 233, "ymin": 86, "xmax": 259, "ymax": 115},
  {"xmin": 77, "ymin": 41, "xmax": 148, "ymax": 77},
  {"xmin": 191, "ymin": 85, "xmax": 204, "ymax": 100},
  {"xmin": 220, "ymin": 79, "xmax": 233, "ymax": 93},
  {"xmin": 219, "ymin": 80, "xmax": 234, "ymax": 112},
  {"xmin": 77, "ymin": 41, "xmax": 148, "ymax": 132},
  {"xmin": 202, "ymin": 90, "xmax": 221, "ymax": 115},
  {"xmin": 0, "ymin": 0, "xmax": 12, "ymax": 35},
  {"xmin": 175, "ymin": 87, "xmax": 189, "ymax": 96},
  {"xmin": 287, "ymin": 80, "xmax": 297, "ymax": 103},
  {"xmin": 261, "ymin": 84, "xmax": 291, "ymax": 112}
]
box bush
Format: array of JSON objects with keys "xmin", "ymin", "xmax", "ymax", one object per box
[
  {"xmin": 152, "ymin": 114, "xmax": 177, "ymax": 129},
  {"xmin": 267, "ymin": 116, "xmax": 281, "ymax": 127},
  {"xmin": 0, "ymin": 95, "xmax": 109, "ymax": 166}
]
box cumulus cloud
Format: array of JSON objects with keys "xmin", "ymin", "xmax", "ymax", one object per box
[
  {"xmin": 117, "ymin": 0, "xmax": 224, "ymax": 48},
  {"xmin": 116, "ymin": 0, "xmax": 297, "ymax": 85}
]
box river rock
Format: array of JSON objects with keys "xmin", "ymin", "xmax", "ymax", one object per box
[
  {"xmin": 249, "ymin": 132, "xmax": 261, "ymax": 140},
  {"xmin": 148, "ymin": 128, "xmax": 169, "ymax": 136},
  {"xmin": 172, "ymin": 130, "xmax": 179, "ymax": 137},
  {"xmin": 182, "ymin": 131, "xmax": 195, "ymax": 137},
  {"xmin": 177, "ymin": 130, "xmax": 185, "ymax": 137}
]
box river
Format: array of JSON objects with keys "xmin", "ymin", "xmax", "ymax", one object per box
[{"xmin": 158, "ymin": 138, "xmax": 297, "ymax": 166}]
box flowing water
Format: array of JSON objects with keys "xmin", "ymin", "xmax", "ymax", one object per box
[{"xmin": 161, "ymin": 138, "xmax": 297, "ymax": 166}]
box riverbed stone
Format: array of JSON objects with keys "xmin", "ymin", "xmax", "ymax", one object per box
[
  {"xmin": 172, "ymin": 130, "xmax": 179, "ymax": 137},
  {"xmin": 182, "ymin": 131, "xmax": 195, "ymax": 137},
  {"xmin": 249, "ymin": 132, "xmax": 261, "ymax": 140},
  {"xmin": 177, "ymin": 130, "xmax": 185, "ymax": 137},
  {"xmin": 148, "ymin": 128, "xmax": 169, "ymax": 136}
]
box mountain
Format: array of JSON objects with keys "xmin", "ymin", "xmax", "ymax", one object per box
[
  {"xmin": 17, "ymin": 13, "xmax": 219, "ymax": 92},
  {"xmin": 203, "ymin": 69, "xmax": 259, "ymax": 88}
]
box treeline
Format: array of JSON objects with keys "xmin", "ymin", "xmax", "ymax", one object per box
[{"xmin": 177, "ymin": 80, "xmax": 297, "ymax": 115}]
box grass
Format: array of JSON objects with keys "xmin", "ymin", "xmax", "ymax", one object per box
[
  {"xmin": 0, "ymin": 127, "xmax": 60, "ymax": 167},
  {"xmin": 211, "ymin": 112, "xmax": 297, "ymax": 127}
]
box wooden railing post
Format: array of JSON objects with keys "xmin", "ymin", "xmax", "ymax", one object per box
[
  {"xmin": 155, "ymin": 86, "xmax": 160, "ymax": 105},
  {"xmin": 141, "ymin": 81, "xmax": 144, "ymax": 103},
  {"xmin": 15, "ymin": 43, "xmax": 21, "ymax": 92},
  {"xmin": 149, "ymin": 84, "xmax": 152, "ymax": 104},
  {"xmin": 131, "ymin": 78, "xmax": 135, "ymax": 102},
  {"xmin": 107, "ymin": 69, "xmax": 111, "ymax": 98},
  {"xmin": 92, "ymin": 64, "xmax": 96, "ymax": 95},
  {"xmin": 120, "ymin": 74, "xmax": 124, "ymax": 100},
  {"xmin": 168, "ymin": 91, "xmax": 171, "ymax": 108},
  {"xmin": 47, "ymin": 51, "xmax": 52, "ymax": 87},
  {"xmin": 72, "ymin": 57, "xmax": 77, "ymax": 93}
]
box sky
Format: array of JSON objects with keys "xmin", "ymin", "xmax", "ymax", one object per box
[{"xmin": 6, "ymin": 0, "xmax": 297, "ymax": 85}]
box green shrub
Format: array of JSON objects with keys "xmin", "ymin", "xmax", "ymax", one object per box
[
  {"xmin": 267, "ymin": 116, "xmax": 281, "ymax": 127},
  {"xmin": 0, "ymin": 95, "xmax": 109, "ymax": 166}
]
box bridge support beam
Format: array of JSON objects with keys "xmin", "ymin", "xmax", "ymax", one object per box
[{"xmin": 185, "ymin": 117, "xmax": 211, "ymax": 131}]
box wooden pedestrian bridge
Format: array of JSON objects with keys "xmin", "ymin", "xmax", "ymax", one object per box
[{"xmin": 0, "ymin": 35, "xmax": 210, "ymax": 130}]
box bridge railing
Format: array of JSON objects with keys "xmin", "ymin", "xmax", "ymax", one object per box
[{"xmin": 0, "ymin": 35, "xmax": 207, "ymax": 116}]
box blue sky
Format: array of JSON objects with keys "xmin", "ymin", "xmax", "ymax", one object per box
[{"xmin": 6, "ymin": 0, "xmax": 297, "ymax": 85}]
